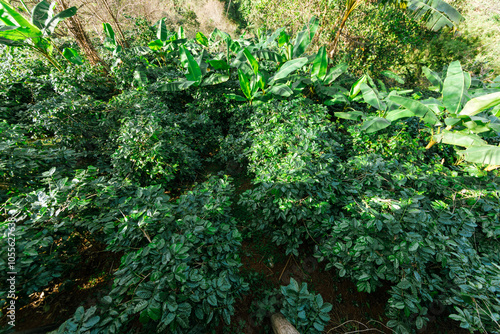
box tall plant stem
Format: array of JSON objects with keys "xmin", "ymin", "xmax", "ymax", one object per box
[{"xmin": 328, "ymin": 0, "xmax": 363, "ymax": 59}]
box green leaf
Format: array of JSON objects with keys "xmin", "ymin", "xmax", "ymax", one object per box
[
  {"xmin": 224, "ymin": 93, "xmax": 247, "ymax": 102},
  {"xmin": 0, "ymin": 0, "xmax": 42, "ymax": 41},
  {"xmin": 350, "ymin": 75, "xmax": 367, "ymax": 99},
  {"xmin": 254, "ymin": 50, "xmax": 283, "ymax": 63},
  {"xmin": 278, "ymin": 30, "xmax": 290, "ymax": 47},
  {"xmin": 243, "ymin": 48, "xmax": 259, "ymax": 75},
  {"xmin": 389, "ymin": 95, "xmax": 439, "ymax": 125},
  {"xmin": 408, "ymin": 0, "xmax": 463, "ymax": 31},
  {"xmin": 43, "ymin": 6, "xmax": 76, "ymax": 35},
  {"xmin": 422, "ymin": 66, "xmax": 443, "ymax": 91},
  {"xmin": 177, "ymin": 25, "xmax": 185, "ymax": 39},
  {"xmin": 409, "ymin": 242, "xmax": 419, "ymax": 252},
  {"xmin": 334, "ymin": 111, "xmax": 364, "ymax": 121},
  {"xmin": 222, "ymin": 308, "xmax": 231, "ymax": 325},
  {"xmin": 443, "ymin": 61, "xmax": 467, "ymax": 114},
  {"xmin": 201, "ymin": 73, "xmax": 229, "ymax": 86},
  {"xmin": 195, "ymin": 31, "xmax": 208, "ymax": 46},
  {"xmin": 32, "ymin": 0, "xmax": 54, "ymax": 30},
  {"xmin": 361, "ymin": 117, "xmax": 391, "ymax": 133},
  {"xmin": 381, "ymin": 70, "xmax": 405, "ymax": 84},
  {"xmin": 459, "ymin": 92, "xmax": 500, "ymax": 117},
  {"xmin": 207, "ymin": 59, "xmax": 229, "ymax": 71},
  {"xmin": 179, "ymin": 46, "xmax": 202, "ymax": 84},
  {"xmin": 292, "ymin": 16, "xmax": 319, "ymax": 58},
  {"xmin": 147, "ymin": 305, "xmax": 161, "ymax": 321},
  {"xmin": 272, "ymin": 57, "xmax": 308, "ymax": 82},
  {"xmin": 74, "ymin": 306, "xmax": 85, "ymax": 322},
  {"xmin": 386, "ymin": 109, "xmax": 415, "ymax": 121},
  {"xmin": 435, "ymin": 131, "xmax": 487, "ymax": 148},
  {"xmin": 238, "ymin": 68, "xmax": 253, "ymax": 100},
  {"xmin": 361, "ymin": 83, "xmax": 386, "ymax": 110},
  {"xmin": 156, "ymin": 80, "xmax": 196, "ymax": 92},
  {"xmin": 323, "ymin": 63, "xmax": 348, "ymax": 85},
  {"xmin": 134, "ymin": 300, "xmax": 148, "ymax": 313},
  {"xmin": 397, "ymin": 279, "xmax": 412, "ymax": 290},
  {"xmin": 157, "ymin": 18, "xmax": 168, "ymax": 41},
  {"xmin": 133, "ymin": 69, "xmax": 149, "ymax": 87},
  {"xmin": 311, "ymin": 46, "xmax": 327, "ymax": 81},
  {"xmin": 207, "ymin": 294, "xmax": 217, "ymax": 306},
  {"xmin": 148, "ymin": 39, "xmax": 163, "ymax": 51},
  {"xmin": 62, "ymin": 47, "xmax": 83, "ymax": 65},
  {"xmin": 460, "ymin": 145, "xmax": 500, "ymax": 165},
  {"xmin": 268, "ymin": 84, "xmax": 293, "ymax": 97}
]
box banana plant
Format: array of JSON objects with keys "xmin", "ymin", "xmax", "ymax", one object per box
[
  {"xmin": 334, "ymin": 74, "xmax": 414, "ymax": 133},
  {"xmin": 357, "ymin": 61, "xmax": 500, "ymax": 169},
  {"xmin": 145, "ymin": 18, "xmax": 187, "ymax": 66},
  {"xmin": 276, "ymin": 16, "xmax": 320, "ymax": 61},
  {"xmin": 295, "ymin": 45, "xmax": 349, "ymax": 100},
  {"xmin": 0, "ymin": 0, "xmax": 78, "ymax": 69},
  {"xmin": 225, "ymin": 47, "xmax": 306, "ymax": 104},
  {"xmin": 156, "ymin": 45, "xmax": 229, "ymax": 92}
]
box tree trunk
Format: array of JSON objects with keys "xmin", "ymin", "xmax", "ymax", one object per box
[{"xmin": 271, "ymin": 313, "xmax": 300, "ymax": 334}]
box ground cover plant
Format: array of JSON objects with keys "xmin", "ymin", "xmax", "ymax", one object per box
[{"xmin": 1, "ymin": 1, "xmax": 500, "ymax": 333}]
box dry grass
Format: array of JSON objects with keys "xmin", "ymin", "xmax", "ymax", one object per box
[
  {"xmin": 73, "ymin": 0, "xmax": 237, "ymax": 39},
  {"xmin": 457, "ymin": 0, "xmax": 500, "ymax": 75}
]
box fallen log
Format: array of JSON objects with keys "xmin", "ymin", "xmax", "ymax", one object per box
[{"xmin": 271, "ymin": 313, "xmax": 300, "ymax": 334}]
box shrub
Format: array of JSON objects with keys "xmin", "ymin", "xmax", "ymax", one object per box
[
  {"xmin": 49, "ymin": 176, "xmax": 248, "ymax": 333},
  {"xmin": 239, "ymin": 98, "xmax": 342, "ymax": 256}
]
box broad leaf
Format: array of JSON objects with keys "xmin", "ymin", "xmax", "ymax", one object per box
[
  {"xmin": 43, "ymin": 6, "xmax": 76, "ymax": 35},
  {"xmin": 148, "ymin": 39, "xmax": 163, "ymax": 51},
  {"xmin": 349, "ymin": 75, "xmax": 367, "ymax": 99},
  {"xmin": 207, "ymin": 59, "xmax": 229, "ymax": 71},
  {"xmin": 386, "ymin": 109, "xmax": 415, "ymax": 121},
  {"xmin": 459, "ymin": 92, "xmax": 500, "ymax": 117},
  {"xmin": 435, "ymin": 131, "xmax": 487, "ymax": 148},
  {"xmin": 422, "ymin": 66, "xmax": 443, "ymax": 92},
  {"xmin": 323, "ymin": 63, "xmax": 348, "ymax": 85},
  {"xmin": 268, "ymin": 84, "xmax": 293, "ymax": 97},
  {"xmin": 442, "ymin": 61, "xmax": 466, "ymax": 114},
  {"xmin": 157, "ymin": 18, "xmax": 168, "ymax": 41},
  {"xmin": 334, "ymin": 111, "xmax": 364, "ymax": 120},
  {"xmin": 292, "ymin": 16, "xmax": 319, "ymax": 58},
  {"xmin": 201, "ymin": 73, "xmax": 229, "ymax": 86},
  {"xmin": 0, "ymin": 0, "xmax": 41, "ymax": 41},
  {"xmin": 361, "ymin": 117, "xmax": 391, "ymax": 133},
  {"xmin": 195, "ymin": 31, "xmax": 208, "ymax": 47},
  {"xmin": 360, "ymin": 83, "xmax": 386, "ymax": 111},
  {"xmin": 460, "ymin": 145, "xmax": 500, "ymax": 165},
  {"xmin": 62, "ymin": 47, "xmax": 83, "ymax": 65},
  {"xmin": 311, "ymin": 46, "xmax": 328, "ymax": 81},
  {"xmin": 253, "ymin": 50, "xmax": 283, "ymax": 63},
  {"xmin": 179, "ymin": 46, "xmax": 202, "ymax": 84},
  {"xmin": 243, "ymin": 48, "xmax": 259, "ymax": 75},
  {"xmin": 133, "ymin": 69, "xmax": 149, "ymax": 87},
  {"xmin": 271, "ymin": 57, "xmax": 308, "ymax": 82},
  {"xmin": 381, "ymin": 70, "xmax": 405, "ymax": 84},
  {"xmin": 238, "ymin": 69, "xmax": 252, "ymax": 100},
  {"xmin": 224, "ymin": 93, "xmax": 247, "ymax": 102},
  {"xmin": 156, "ymin": 80, "xmax": 196, "ymax": 92},
  {"xmin": 32, "ymin": 0, "xmax": 54, "ymax": 30},
  {"xmin": 408, "ymin": 0, "xmax": 463, "ymax": 31},
  {"xmin": 390, "ymin": 95, "xmax": 439, "ymax": 125}
]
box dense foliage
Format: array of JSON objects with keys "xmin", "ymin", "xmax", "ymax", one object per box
[{"xmin": 1, "ymin": 2, "xmax": 500, "ymax": 334}]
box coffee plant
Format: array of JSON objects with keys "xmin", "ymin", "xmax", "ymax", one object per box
[{"xmin": 1, "ymin": 8, "xmax": 500, "ymax": 334}]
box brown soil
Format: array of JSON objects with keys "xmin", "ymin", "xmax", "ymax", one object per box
[{"xmin": 1, "ymin": 242, "xmax": 122, "ymax": 333}]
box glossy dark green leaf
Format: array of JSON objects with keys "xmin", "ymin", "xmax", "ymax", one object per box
[{"xmin": 62, "ymin": 47, "xmax": 83, "ymax": 65}]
